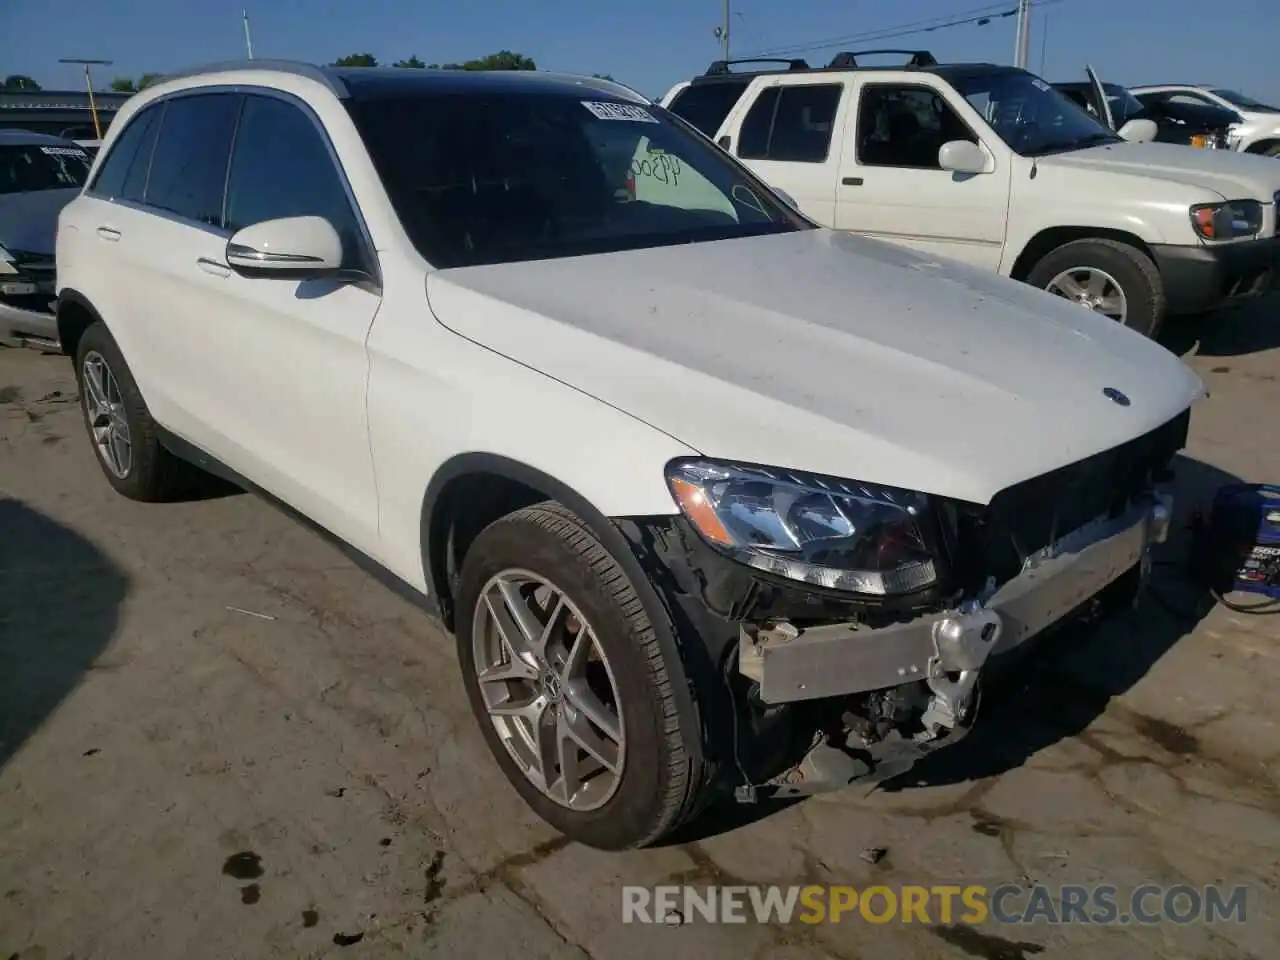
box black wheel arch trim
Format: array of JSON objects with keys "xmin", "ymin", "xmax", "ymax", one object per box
[
  {"xmin": 55, "ymin": 287, "xmax": 106, "ymax": 352},
  {"xmin": 420, "ymin": 452, "xmax": 708, "ymax": 763}
]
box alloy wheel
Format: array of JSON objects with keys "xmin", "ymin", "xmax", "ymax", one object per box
[
  {"xmin": 81, "ymin": 350, "xmax": 132, "ymax": 479},
  {"xmin": 471, "ymin": 569, "xmax": 626, "ymax": 811},
  {"xmin": 1045, "ymin": 266, "xmax": 1129, "ymax": 323}
]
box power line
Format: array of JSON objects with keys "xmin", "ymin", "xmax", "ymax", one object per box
[{"xmin": 742, "ymin": 0, "xmax": 1065, "ymax": 61}]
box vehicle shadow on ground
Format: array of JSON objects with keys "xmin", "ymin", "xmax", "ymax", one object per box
[
  {"xmin": 1160, "ymin": 295, "xmax": 1280, "ymax": 358},
  {"xmin": 674, "ymin": 455, "xmax": 1240, "ymax": 840},
  {"xmin": 0, "ymin": 498, "xmax": 128, "ymax": 769},
  {"xmin": 877, "ymin": 453, "xmax": 1239, "ymax": 793}
]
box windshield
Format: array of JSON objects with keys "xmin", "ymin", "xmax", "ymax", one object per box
[
  {"xmin": 1210, "ymin": 88, "xmax": 1280, "ymax": 112},
  {"xmin": 0, "ymin": 143, "xmax": 91, "ymax": 195},
  {"xmin": 954, "ymin": 71, "xmax": 1120, "ymax": 156},
  {"xmin": 344, "ymin": 91, "xmax": 804, "ymax": 269}
]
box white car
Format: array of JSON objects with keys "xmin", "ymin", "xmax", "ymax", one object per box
[
  {"xmin": 1131, "ymin": 84, "xmax": 1280, "ymax": 157},
  {"xmin": 57, "ymin": 61, "xmax": 1203, "ymax": 850},
  {"xmin": 661, "ymin": 52, "xmax": 1280, "ymax": 338}
]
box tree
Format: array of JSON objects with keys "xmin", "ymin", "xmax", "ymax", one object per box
[
  {"xmin": 2, "ymin": 74, "xmax": 41, "ymax": 91},
  {"xmin": 332, "ymin": 53, "xmax": 378, "ymax": 67},
  {"xmin": 434, "ymin": 51, "xmax": 537, "ymax": 72},
  {"xmin": 393, "ymin": 55, "xmax": 426, "ymax": 68},
  {"xmin": 110, "ymin": 73, "xmax": 165, "ymax": 93}
]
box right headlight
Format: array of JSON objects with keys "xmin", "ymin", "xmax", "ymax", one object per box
[
  {"xmin": 1190, "ymin": 199, "xmax": 1263, "ymax": 240},
  {"xmin": 664, "ymin": 458, "xmax": 938, "ymax": 596},
  {"xmin": 0, "ymin": 245, "xmax": 17, "ymax": 275}
]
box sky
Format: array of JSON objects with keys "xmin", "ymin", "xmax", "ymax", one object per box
[{"xmin": 2, "ymin": 0, "xmax": 1278, "ymax": 103}]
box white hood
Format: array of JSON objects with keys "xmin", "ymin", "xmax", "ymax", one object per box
[
  {"xmin": 426, "ymin": 229, "xmax": 1203, "ymax": 505},
  {"xmin": 1037, "ymin": 141, "xmax": 1280, "ymax": 201}
]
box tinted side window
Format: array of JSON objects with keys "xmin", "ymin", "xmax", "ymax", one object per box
[
  {"xmin": 90, "ymin": 103, "xmax": 163, "ymax": 200},
  {"xmin": 668, "ymin": 81, "xmax": 750, "ymax": 137},
  {"xmin": 224, "ymin": 95, "xmax": 365, "ymax": 270},
  {"xmin": 740, "ymin": 85, "xmax": 842, "ymax": 162},
  {"xmin": 145, "ymin": 93, "xmax": 241, "ymax": 227},
  {"xmin": 737, "ymin": 87, "xmax": 779, "ymax": 158},
  {"xmin": 857, "ymin": 85, "xmax": 978, "ymax": 170}
]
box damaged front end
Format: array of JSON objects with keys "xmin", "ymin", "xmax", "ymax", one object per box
[{"xmin": 616, "ymin": 410, "xmax": 1188, "ymax": 802}]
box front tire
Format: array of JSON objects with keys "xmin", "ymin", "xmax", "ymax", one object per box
[
  {"xmin": 1026, "ymin": 238, "xmax": 1165, "ymax": 339},
  {"xmin": 74, "ymin": 322, "xmax": 199, "ymax": 501},
  {"xmin": 455, "ymin": 501, "xmax": 707, "ymax": 850}
]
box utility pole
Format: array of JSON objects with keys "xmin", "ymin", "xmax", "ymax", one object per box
[
  {"xmin": 243, "ymin": 10, "xmax": 255, "ymax": 59},
  {"xmin": 1013, "ymin": 0, "xmax": 1033, "ymax": 68},
  {"xmin": 723, "ymin": 0, "xmax": 731, "ymax": 60},
  {"xmin": 59, "ymin": 57, "xmax": 112, "ymax": 140},
  {"xmin": 713, "ymin": 1, "xmax": 731, "ymax": 60}
]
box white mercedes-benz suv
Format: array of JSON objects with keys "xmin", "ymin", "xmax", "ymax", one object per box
[{"xmin": 56, "ymin": 60, "xmax": 1203, "ymax": 850}]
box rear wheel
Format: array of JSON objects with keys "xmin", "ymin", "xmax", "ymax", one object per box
[
  {"xmin": 1026, "ymin": 238, "xmax": 1165, "ymax": 339},
  {"xmin": 455, "ymin": 501, "xmax": 708, "ymax": 850},
  {"xmin": 74, "ymin": 322, "xmax": 201, "ymax": 501}
]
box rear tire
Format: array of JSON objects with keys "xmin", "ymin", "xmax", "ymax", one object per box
[
  {"xmin": 74, "ymin": 322, "xmax": 201, "ymax": 501},
  {"xmin": 455, "ymin": 501, "xmax": 708, "ymax": 850},
  {"xmin": 1026, "ymin": 238, "xmax": 1165, "ymax": 339}
]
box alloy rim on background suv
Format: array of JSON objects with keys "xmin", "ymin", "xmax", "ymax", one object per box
[
  {"xmin": 470, "ymin": 569, "xmax": 626, "ymax": 812},
  {"xmin": 81, "ymin": 350, "xmax": 133, "ymax": 479},
  {"xmin": 1045, "ymin": 266, "xmax": 1129, "ymax": 324}
]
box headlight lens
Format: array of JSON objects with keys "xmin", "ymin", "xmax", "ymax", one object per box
[
  {"xmin": 665, "ymin": 459, "xmax": 938, "ymax": 596},
  {"xmin": 1190, "ymin": 199, "xmax": 1263, "ymax": 240},
  {"xmin": 0, "ymin": 245, "xmax": 16, "ymax": 275}
]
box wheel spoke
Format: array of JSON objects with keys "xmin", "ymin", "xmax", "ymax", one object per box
[
  {"xmin": 82, "ymin": 361, "xmax": 108, "ymax": 412},
  {"xmin": 477, "ymin": 656, "xmax": 538, "ymax": 685},
  {"xmin": 555, "ymin": 711, "xmax": 584, "ymax": 804},
  {"xmin": 490, "ymin": 691, "xmax": 547, "ymax": 723},
  {"xmin": 107, "ymin": 426, "xmax": 129, "ymax": 474},
  {"xmin": 531, "ymin": 700, "xmax": 561, "ymax": 795},
  {"xmin": 1051, "ymin": 274, "xmax": 1086, "ymax": 299},
  {"xmin": 562, "ymin": 702, "xmax": 622, "ymax": 774},
  {"xmin": 494, "ymin": 579, "xmax": 547, "ymax": 659},
  {"xmin": 484, "ymin": 591, "xmax": 538, "ymax": 666},
  {"xmin": 1096, "ymin": 295, "xmax": 1125, "ymax": 318},
  {"xmin": 565, "ymin": 681, "xmax": 622, "ymax": 745},
  {"xmin": 1085, "ymin": 270, "xmax": 1109, "ymax": 297}
]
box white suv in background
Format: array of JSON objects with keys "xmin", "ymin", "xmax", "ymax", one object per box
[
  {"xmin": 1130, "ymin": 84, "xmax": 1280, "ymax": 156},
  {"xmin": 57, "ymin": 60, "xmax": 1201, "ymax": 850},
  {"xmin": 662, "ymin": 52, "xmax": 1280, "ymax": 338}
]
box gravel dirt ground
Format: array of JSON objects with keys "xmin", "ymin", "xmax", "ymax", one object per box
[{"xmin": 2, "ymin": 303, "xmax": 1279, "ymax": 960}]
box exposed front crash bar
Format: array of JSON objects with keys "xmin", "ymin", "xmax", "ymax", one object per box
[{"xmin": 739, "ymin": 494, "xmax": 1173, "ymax": 707}]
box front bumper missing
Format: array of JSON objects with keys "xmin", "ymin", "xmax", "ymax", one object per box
[{"xmin": 739, "ymin": 494, "xmax": 1172, "ymax": 719}]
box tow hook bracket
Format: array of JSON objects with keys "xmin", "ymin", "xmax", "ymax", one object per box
[{"xmin": 918, "ymin": 604, "xmax": 1002, "ymax": 738}]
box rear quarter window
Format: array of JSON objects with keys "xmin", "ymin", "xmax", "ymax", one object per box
[{"xmin": 667, "ymin": 81, "xmax": 750, "ymax": 137}]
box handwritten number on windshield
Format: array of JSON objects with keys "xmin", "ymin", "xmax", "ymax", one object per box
[{"xmin": 631, "ymin": 152, "xmax": 682, "ymax": 187}]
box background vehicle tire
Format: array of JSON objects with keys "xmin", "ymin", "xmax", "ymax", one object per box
[
  {"xmin": 456, "ymin": 501, "xmax": 708, "ymax": 850},
  {"xmin": 1026, "ymin": 238, "xmax": 1165, "ymax": 339},
  {"xmin": 74, "ymin": 321, "xmax": 201, "ymax": 502}
]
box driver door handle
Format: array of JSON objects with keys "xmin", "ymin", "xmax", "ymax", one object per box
[
  {"xmin": 842, "ymin": 177, "xmax": 864, "ymax": 186},
  {"xmin": 196, "ymin": 257, "xmax": 230, "ymax": 278},
  {"xmin": 96, "ymin": 226, "xmax": 121, "ymax": 241}
]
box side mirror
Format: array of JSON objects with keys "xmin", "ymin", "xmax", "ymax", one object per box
[
  {"xmin": 938, "ymin": 140, "xmax": 990, "ymax": 175},
  {"xmin": 773, "ymin": 188, "xmax": 800, "ymax": 211},
  {"xmin": 1118, "ymin": 118, "xmax": 1158, "ymax": 143},
  {"xmin": 225, "ymin": 216, "xmax": 343, "ymax": 280}
]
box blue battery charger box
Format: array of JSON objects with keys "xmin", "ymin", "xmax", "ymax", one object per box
[{"xmin": 1199, "ymin": 483, "xmax": 1280, "ymax": 601}]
